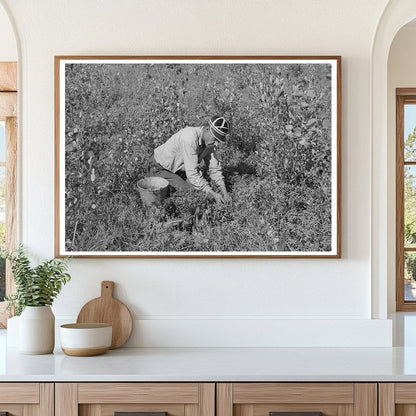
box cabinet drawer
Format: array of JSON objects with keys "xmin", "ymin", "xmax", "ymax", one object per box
[
  {"xmin": 56, "ymin": 383, "xmax": 215, "ymax": 416},
  {"xmin": 0, "ymin": 383, "xmax": 39, "ymax": 403},
  {"xmin": 217, "ymin": 383, "xmax": 376, "ymax": 416},
  {"xmin": 78, "ymin": 383, "xmax": 200, "ymax": 404}
]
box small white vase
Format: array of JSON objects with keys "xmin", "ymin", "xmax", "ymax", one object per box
[
  {"xmin": 19, "ymin": 306, "xmax": 55, "ymax": 354},
  {"xmin": 6, "ymin": 315, "xmax": 20, "ymax": 347}
]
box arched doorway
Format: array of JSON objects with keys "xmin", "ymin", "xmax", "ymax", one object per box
[
  {"xmin": 387, "ymin": 21, "xmax": 416, "ymax": 313},
  {"xmin": 371, "ymin": 0, "xmax": 416, "ymax": 319}
]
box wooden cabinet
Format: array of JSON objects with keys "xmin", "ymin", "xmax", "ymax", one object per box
[
  {"xmin": 55, "ymin": 383, "xmax": 215, "ymax": 416},
  {"xmin": 217, "ymin": 383, "xmax": 377, "ymax": 416},
  {"xmin": 0, "ymin": 383, "xmax": 53, "ymax": 416},
  {"xmin": 379, "ymin": 383, "xmax": 416, "ymax": 416},
  {"xmin": 0, "ymin": 381, "xmax": 410, "ymax": 416}
]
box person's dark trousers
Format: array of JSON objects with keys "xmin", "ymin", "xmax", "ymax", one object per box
[{"xmin": 149, "ymin": 156, "xmax": 192, "ymax": 191}]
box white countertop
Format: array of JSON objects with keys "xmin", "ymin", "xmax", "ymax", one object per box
[
  {"xmin": 2, "ymin": 313, "xmax": 416, "ymax": 382},
  {"xmin": 2, "ymin": 345, "xmax": 416, "ymax": 382}
]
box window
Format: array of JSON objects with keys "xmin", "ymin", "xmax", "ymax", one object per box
[
  {"xmin": 0, "ymin": 62, "xmax": 17, "ymax": 326},
  {"xmin": 396, "ymin": 89, "xmax": 416, "ymax": 311}
]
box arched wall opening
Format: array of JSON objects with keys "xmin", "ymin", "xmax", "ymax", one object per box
[
  {"xmin": 387, "ymin": 18, "xmax": 416, "ymax": 313},
  {"xmin": 371, "ymin": 0, "xmax": 416, "ymax": 319}
]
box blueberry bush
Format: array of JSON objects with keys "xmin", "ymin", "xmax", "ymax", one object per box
[{"xmin": 64, "ymin": 62, "xmax": 334, "ymax": 252}]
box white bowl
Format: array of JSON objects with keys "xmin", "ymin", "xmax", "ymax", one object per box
[{"xmin": 60, "ymin": 323, "xmax": 112, "ymax": 356}]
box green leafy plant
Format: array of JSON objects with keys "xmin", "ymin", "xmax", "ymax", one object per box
[
  {"xmin": 64, "ymin": 63, "xmax": 333, "ymax": 252},
  {"xmin": 4, "ymin": 246, "xmax": 71, "ymax": 316}
]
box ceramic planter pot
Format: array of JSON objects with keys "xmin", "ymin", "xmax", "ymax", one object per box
[
  {"xmin": 60, "ymin": 323, "xmax": 112, "ymax": 356},
  {"xmin": 19, "ymin": 305, "xmax": 55, "ymax": 354},
  {"xmin": 6, "ymin": 315, "xmax": 20, "ymax": 347}
]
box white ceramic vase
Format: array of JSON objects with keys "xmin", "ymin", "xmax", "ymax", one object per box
[
  {"xmin": 6, "ymin": 315, "xmax": 20, "ymax": 347},
  {"xmin": 19, "ymin": 305, "xmax": 55, "ymax": 354}
]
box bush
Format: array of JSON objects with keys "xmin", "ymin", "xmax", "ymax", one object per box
[
  {"xmin": 64, "ymin": 62, "xmax": 333, "ymax": 252},
  {"xmin": 4, "ymin": 246, "xmax": 71, "ymax": 315}
]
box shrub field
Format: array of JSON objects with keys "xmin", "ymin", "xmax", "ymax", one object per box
[{"xmin": 64, "ymin": 61, "xmax": 334, "ymax": 253}]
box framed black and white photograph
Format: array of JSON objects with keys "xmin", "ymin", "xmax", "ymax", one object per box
[{"xmin": 55, "ymin": 56, "xmax": 341, "ymax": 258}]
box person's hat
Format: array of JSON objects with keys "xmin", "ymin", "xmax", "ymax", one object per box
[{"xmin": 208, "ymin": 116, "xmax": 229, "ymax": 143}]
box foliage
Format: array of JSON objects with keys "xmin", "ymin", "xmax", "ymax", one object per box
[
  {"xmin": 4, "ymin": 246, "xmax": 71, "ymax": 316},
  {"xmin": 64, "ymin": 63, "xmax": 333, "ymax": 252},
  {"xmin": 405, "ymin": 253, "xmax": 416, "ymax": 283},
  {"xmin": 0, "ymin": 222, "xmax": 5, "ymax": 247},
  {"xmin": 404, "ymin": 127, "xmax": 416, "ymax": 281},
  {"xmin": 405, "ymin": 127, "xmax": 416, "ymax": 248}
]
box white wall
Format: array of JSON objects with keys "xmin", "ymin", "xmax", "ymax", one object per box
[
  {"xmin": 0, "ymin": 3, "xmax": 16, "ymax": 61},
  {"xmin": 0, "ymin": 0, "xmax": 393, "ymax": 347},
  {"xmin": 387, "ymin": 26, "xmax": 416, "ymax": 312}
]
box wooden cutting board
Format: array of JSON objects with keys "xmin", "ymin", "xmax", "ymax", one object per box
[{"xmin": 76, "ymin": 281, "xmax": 133, "ymax": 349}]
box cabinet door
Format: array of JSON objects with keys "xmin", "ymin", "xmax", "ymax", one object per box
[
  {"xmin": 379, "ymin": 383, "xmax": 416, "ymax": 416},
  {"xmin": 55, "ymin": 383, "xmax": 215, "ymax": 416},
  {"xmin": 217, "ymin": 383, "xmax": 377, "ymax": 416},
  {"xmin": 0, "ymin": 383, "xmax": 53, "ymax": 416}
]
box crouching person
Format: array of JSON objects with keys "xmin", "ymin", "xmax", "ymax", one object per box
[{"xmin": 149, "ymin": 116, "xmax": 231, "ymax": 203}]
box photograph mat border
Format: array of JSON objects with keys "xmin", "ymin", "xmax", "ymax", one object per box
[{"xmin": 56, "ymin": 56, "xmax": 341, "ymax": 258}]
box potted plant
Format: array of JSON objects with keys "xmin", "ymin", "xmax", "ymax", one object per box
[{"xmin": 5, "ymin": 246, "xmax": 71, "ymax": 354}]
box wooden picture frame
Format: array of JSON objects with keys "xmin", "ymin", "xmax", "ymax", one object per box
[{"xmin": 55, "ymin": 56, "xmax": 341, "ymax": 258}]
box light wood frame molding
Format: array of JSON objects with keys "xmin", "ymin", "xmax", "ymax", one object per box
[
  {"xmin": 0, "ymin": 62, "xmax": 17, "ymax": 327},
  {"xmin": 0, "ymin": 62, "xmax": 17, "ymax": 92},
  {"xmin": 396, "ymin": 88, "xmax": 416, "ymax": 311},
  {"xmin": 0, "ymin": 62, "xmax": 17, "ymax": 122},
  {"xmin": 379, "ymin": 383, "xmax": 395, "ymax": 416}
]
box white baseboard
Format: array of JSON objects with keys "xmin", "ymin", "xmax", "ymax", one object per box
[{"xmin": 54, "ymin": 317, "xmax": 392, "ymax": 348}]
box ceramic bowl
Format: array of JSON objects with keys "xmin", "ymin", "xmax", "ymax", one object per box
[{"xmin": 60, "ymin": 323, "xmax": 112, "ymax": 356}]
